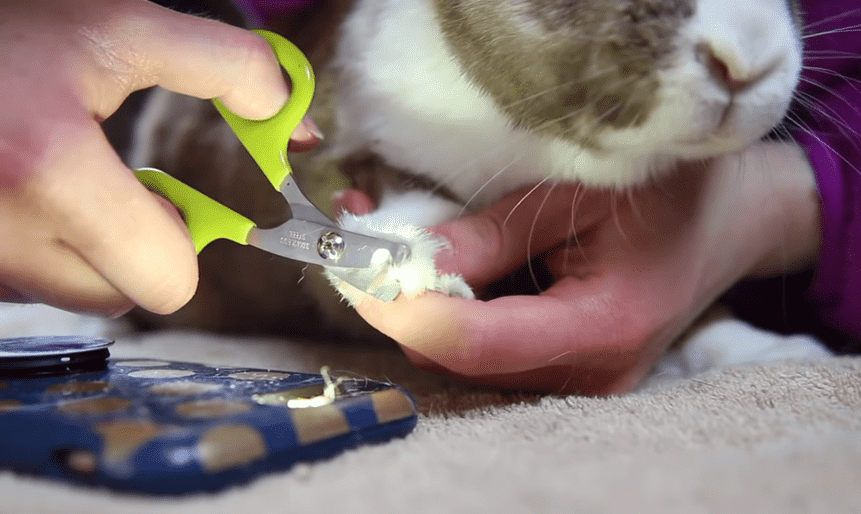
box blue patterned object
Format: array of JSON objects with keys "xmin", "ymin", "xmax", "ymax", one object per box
[{"xmin": 0, "ymin": 356, "xmax": 417, "ymax": 494}]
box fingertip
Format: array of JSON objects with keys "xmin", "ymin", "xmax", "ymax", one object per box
[
  {"xmin": 146, "ymin": 275, "xmax": 197, "ymax": 315},
  {"xmin": 431, "ymin": 216, "xmax": 504, "ymax": 282},
  {"xmin": 104, "ymin": 299, "xmax": 137, "ymax": 319},
  {"xmin": 218, "ymin": 85, "xmax": 288, "ymax": 122},
  {"xmin": 286, "ymin": 131, "xmax": 322, "ymax": 154},
  {"xmin": 0, "ymin": 284, "xmax": 30, "ymax": 303},
  {"xmin": 355, "ymin": 292, "xmax": 472, "ymax": 361},
  {"xmin": 134, "ymin": 192, "xmax": 198, "ymax": 315},
  {"xmin": 102, "ymin": 185, "xmax": 200, "ymax": 316},
  {"xmin": 143, "ymin": 225, "xmax": 199, "ymax": 316},
  {"xmin": 134, "ymin": 258, "xmax": 198, "ymax": 316},
  {"xmin": 151, "ymin": 193, "xmax": 185, "ymax": 226}
]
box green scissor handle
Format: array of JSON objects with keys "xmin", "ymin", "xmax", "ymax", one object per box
[
  {"xmin": 133, "ymin": 168, "xmax": 256, "ymax": 254},
  {"xmin": 134, "ymin": 30, "xmax": 315, "ymax": 253},
  {"xmin": 212, "ymin": 30, "xmax": 315, "ymax": 191}
]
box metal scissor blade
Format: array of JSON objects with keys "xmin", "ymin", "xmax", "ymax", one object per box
[
  {"xmin": 326, "ymin": 266, "xmax": 401, "ymax": 302},
  {"xmin": 279, "ymin": 176, "xmax": 335, "ymax": 226},
  {"xmin": 250, "ymin": 197, "xmax": 408, "ymax": 301},
  {"xmin": 246, "ymin": 219, "xmax": 408, "ymax": 300},
  {"xmin": 248, "ymin": 219, "xmax": 409, "ymax": 268}
]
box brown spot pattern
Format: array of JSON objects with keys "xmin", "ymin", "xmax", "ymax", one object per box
[
  {"xmin": 290, "ymin": 403, "xmax": 351, "ymax": 445},
  {"xmin": 95, "ymin": 420, "xmax": 166, "ymax": 464},
  {"xmin": 46, "ymin": 381, "xmax": 109, "ymax": 396},
  {"xmin": 59, "ymin": 397, "xmax": 130, "ymax": 415},
  {"xmin": 128, "ymin": 369, "xmax": 196, "ymax": 379},
  {"xmin": 149, "ymin": 381, "xmax": 223, "ymax": 396},
  {"xmin": 371, "ymin": 389, "xmax": 417, "ymax": 424},
  {"xmin": 176, "ymin": 399, "xmax": 253, "ymax": 419},
  {"xmin": 0, "ymin": 399, "xmax": 21, "ymax": 412},
  {"xmin": 253, "ymin": 384, "xmax": 329, "ymax": 406},
  {"xmin": 228, "ymin": 371, "xmax": 292, "ymax": 381},
  {"xmin": 197, "ymin": 424, "xmax": 268, "ymax": 472}
]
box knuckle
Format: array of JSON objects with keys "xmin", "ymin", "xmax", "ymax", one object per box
[
  {"xmin": 0, "ymin": 111, "xmax": 92, "ymax": 198},
  {"xmin": 221, "ymin": 32, "xmax": 285, "ymax": 113},
  {"xmin": 232, "ymin": 32, "xmax": 277, "ymax": 78},
  {"xmin": 596, "ymin": 280, "xmax": 662, "ymax": 346},
  {"xmin": 0, "ymin": 131, "xmax": 47, "ymax": 192},
  {"xmin": 71, "ymin": 284, "xmax": 134, "ymax": 318},
  {"xmin": 483, "ymin": 217, "xmax": 507, "ymax": 262},
  {"xmin": 444, "ymin": 329, "xmax": 494, "ymax": 376},
  {"xmin": 603, "ymin": 308, "xmax": 657, "ymax": 353},
  {"xmin": 191, "ymin": 29, "xmax": 278, "ymax": 109},
  {"xmin": 206, "ymin": 30, "xmax": 272, "ymax": 93},
  {"xmin": 76, "ymin": 10, "xmax": 144, "ymax": 92}
]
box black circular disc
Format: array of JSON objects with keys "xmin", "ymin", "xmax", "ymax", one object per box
[{"xmin": 0, "ymin": 336, "xmax": 113, "ymax": 376}]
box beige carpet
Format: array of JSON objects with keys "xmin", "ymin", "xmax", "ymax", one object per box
[{"xmin": 1, "ymin": 303, "xmax": 859, "ymax": 513}]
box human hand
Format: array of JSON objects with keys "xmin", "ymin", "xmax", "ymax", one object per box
[
  {"xmin": 345, "ymin": 142, "xmax": 821, "ymax": 395},
  {"xmin": 0, "ymin": 0, "xmax": 319, "ymax": 316}
]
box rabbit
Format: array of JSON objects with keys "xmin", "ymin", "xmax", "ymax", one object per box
[
  {"xmin": 127, "ymin": 0, "xmax": 829, "ymax": 367},
  {"xmin": 318, "ymin": 0, "xmax": 804, "ymax": 305}
]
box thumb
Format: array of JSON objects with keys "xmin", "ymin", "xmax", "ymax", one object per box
[
  {"xmin": 83, "ymin": 2, "xmax": 289, "ymax": 120},
  {"xmin": 432, "ymin": 184, "xmax": 609, "ymax": 287}
]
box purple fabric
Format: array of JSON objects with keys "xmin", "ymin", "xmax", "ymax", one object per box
[
  {"xmin": 232, "ymin": 0, "xmax": 313, "ymax": 27},
  {"xmin": 797, "ymin": 1, "xmax": 861, "ymax": 340}
]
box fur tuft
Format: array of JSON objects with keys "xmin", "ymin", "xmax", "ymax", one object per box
[{"xmin": 325, "ymin": 211, "xmax": 474, "ymax": 306}]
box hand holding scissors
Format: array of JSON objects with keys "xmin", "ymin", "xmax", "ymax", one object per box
[
  {"xmin": 0, "ymin": 1, "xmax": 297, "ymax": 316},
  {"xmin": 135, "ymin": 31, "xmax": 409, "ymax": 302}
]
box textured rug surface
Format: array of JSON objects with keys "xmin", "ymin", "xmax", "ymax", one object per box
[{"xmin": 1, "ymin": 304, "xmax": 859, "ymax": 513}]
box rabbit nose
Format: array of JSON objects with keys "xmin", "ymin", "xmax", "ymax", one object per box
[
  {"xmin": 696, "ymin": 41, "xmax": 778, "ymax": 95},
  {"xmin": 696, "ymin": 42, "xmax": 758, "ymax": 93}
]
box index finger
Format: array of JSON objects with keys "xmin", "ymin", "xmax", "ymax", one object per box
[{"xmin": 431, "ymin": 184, "xmax": 610, "ymax": 287}]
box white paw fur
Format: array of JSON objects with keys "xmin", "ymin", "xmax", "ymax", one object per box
[
  {"xmin": 650, "ymin": 317, "xmax": 833, "ymax": 382},
  {"xmin": 324, "ymin": 191, "xmax": 475, "ymax": 306}
]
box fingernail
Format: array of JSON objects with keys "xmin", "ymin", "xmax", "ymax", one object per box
[{"xmin": 292, "ymin": 116, "xmax": 324, "ymax": 142}]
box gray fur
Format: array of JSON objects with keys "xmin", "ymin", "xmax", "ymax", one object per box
[{"xmin": 432, "ymin": 0, "xmax": 695, "ymax": 146}]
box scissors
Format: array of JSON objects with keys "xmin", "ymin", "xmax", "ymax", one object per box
[{"xmin": 134, "ymin": 31, "xmax": 408, "ymax": 302}]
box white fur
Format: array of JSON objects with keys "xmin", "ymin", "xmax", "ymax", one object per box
[
  {"xmin": 332, "ymin": 0, "xmax": 548, "ymax": 208},
  {"xmin": 327, "ymin": 200, "xmax": 473, "ymax": 305},
  {"xmin": 650, "ymin": 318, "xmax": 832, "ymax": 381}
]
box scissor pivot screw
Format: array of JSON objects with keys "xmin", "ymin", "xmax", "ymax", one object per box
[{"xmin": 317, "ymin": 232, "xmax": 345, "ymax": 261}]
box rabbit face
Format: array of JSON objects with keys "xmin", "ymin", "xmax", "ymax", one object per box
[
  {"xmin": 333, "ymin": 0, "xmax": 802, "ymax": 193},
  {"xmin": 434, "ymin": 0, "xmax": 803, "ymax": 166}
]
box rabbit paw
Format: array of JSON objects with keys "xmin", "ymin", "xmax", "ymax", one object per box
[{"xmin": 324, "ymin": 212, "xmax": 474, "ymax": 306}]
